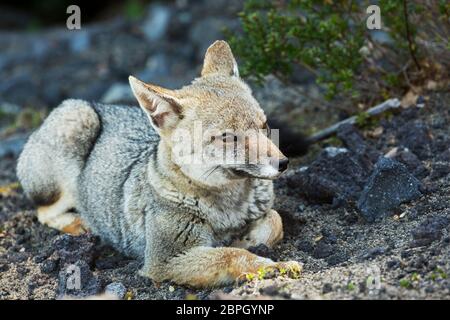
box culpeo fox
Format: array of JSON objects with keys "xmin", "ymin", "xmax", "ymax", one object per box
[{"xmin": 17, "ymin": 40, "xmax": 301, "ymax": 287}]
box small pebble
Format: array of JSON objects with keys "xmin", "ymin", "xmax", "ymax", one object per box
[{"xmin": 105, "ymin": 282, "xmax": 127, "ymax": 300}]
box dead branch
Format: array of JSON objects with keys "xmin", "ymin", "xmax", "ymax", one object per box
[{"xmin": 306, "ymin": 98, "xmax": 401, "ymax": 144}]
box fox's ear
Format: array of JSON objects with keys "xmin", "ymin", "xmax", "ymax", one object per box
[
  {"xmin": 129, "ymin": 76, "xmax": 182, "ymax": 133},
  {"xmin": 201, "ymin": 40, "xmax": 239, "ymax": 77}
]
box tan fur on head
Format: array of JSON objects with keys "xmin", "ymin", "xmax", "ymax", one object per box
[{"xmin": 128, "ymin": 40, "xmax": 288, "ymax": 187}]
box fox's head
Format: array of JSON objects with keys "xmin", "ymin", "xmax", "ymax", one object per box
[{"xmin": 129, "ymin": 40, "xmax": 288, "ymax": 187}]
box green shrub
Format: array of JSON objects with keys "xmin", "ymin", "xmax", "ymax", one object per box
[{"xmin": 228, "ymin": 0, "xmax": 449, "ymax": 107}]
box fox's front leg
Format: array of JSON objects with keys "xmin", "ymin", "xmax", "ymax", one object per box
[
  {"xmin": 141, "ymin": 213, "xmax": 298, "ymax": 288},
  {"xmin": 231, "ymin": 209, "xmax": 283, "ymax": 249},
  {"xmin": 146, "ymin": 246, "xmax": 300, "ymax": 288},
  {"xmin": 163, "ymin": 246, "xmax": 273, "ymax": 287}
]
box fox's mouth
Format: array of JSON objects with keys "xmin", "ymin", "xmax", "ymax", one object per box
[
  {"xmin": 229, "ymin": 167, "xmax": 280, "ymax": 180},
  {"xmin": 230, "ymin": 168, "xmax": 256, "ymax": 178}
]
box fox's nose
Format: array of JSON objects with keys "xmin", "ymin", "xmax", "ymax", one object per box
[{"xmin": 278, "ymin": 158, "xmax": 289, "ymax": 172}]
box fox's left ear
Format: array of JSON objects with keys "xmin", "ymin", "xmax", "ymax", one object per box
[
  {"xmin": 201, "ymin": 40, "xmax": 239, "ymax": 77},
  {"xmin": 129, "ymin": 76, "xmax": 182, "ymax": 133}
]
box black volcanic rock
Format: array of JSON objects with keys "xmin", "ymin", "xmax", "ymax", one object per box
[{"xmin": 357, "ymin": 157, "xmax": 422, "ymax": 222}]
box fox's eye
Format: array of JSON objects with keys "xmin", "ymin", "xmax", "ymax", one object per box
[{"xmin": 222, "ymin": 132, "xmax": 237, "ymax": 143}]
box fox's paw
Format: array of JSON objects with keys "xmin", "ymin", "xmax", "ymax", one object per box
[
  {"xmin": 61, "ymin": 217, "xmax": 89, "ymax": 236},
  {"xmin": 274, "ymin": 261, "xmax": 302, "ymax": 279},
  {"xmin": 237, "ymin": 260, "xmax": 302, "ymax": 285}
]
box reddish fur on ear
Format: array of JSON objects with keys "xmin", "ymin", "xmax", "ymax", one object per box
[
  {"xmin": 151, "ymin": 111, "xmax": 170, "ymax": 128},
  {"xmin": 129, "ymin": 76, "xmax": 182, "ymax": 131}
]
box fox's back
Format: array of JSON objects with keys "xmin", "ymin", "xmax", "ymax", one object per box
[{"xmin": 77, "ymin": 103, "xmax": 159, "ymax": 255}]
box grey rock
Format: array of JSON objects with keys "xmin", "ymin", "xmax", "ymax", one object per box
[
  {"xmin": 108, "ymin": 33, "xmax": 149, "ymax": 73},
  {"xmin": 411, "ymin": 216, "xmax": 450, "ymax": 247},
  {"xmin": 247, "ymin": 244, "xmax": 276, "ymax": 261},
  {"xmin": 337, "ymin": 123, "xmax": 381, "ymax": 163},
  {"xmin": 386, "ymin": 259, "xmax": 401, "ymax": 270},
  {"xmin": 71, "ymin": 81, "xmax": 111, "ymax": 104},
  {"xmin": 101, "ymin": 83, "xmax": 135, "ymax": 104},
  {"xmin": 69, "ymin": 30, "xmax": 91, "ymax": 53},
  {"xmin": 360, "ymin": 246, "xmax": 388, "ymax": 260},
  {"xmin": 40, "ymin": 258, "xmax": 59, "ymax": 274},
  {"xmin": 397, "ymin": 121, "xmax": 432, "ymax": 160},
  {"xmin": 30, "ymin": 38, "xmax": 51, "ymax": 60},
  {"xmin": 167, "ymin": 11, "xmax": 192, "ymax": 38},
  {"xmin": 141, "ymin": 5, "xmax": 171, "ymax": 42},
  {"xmin": 313, "ymin": 241, "xmax": 334, "ymax": 259},
  {"xmin": 0, "ymin": 134, "xmax": 28, "ymax": 158},
  {"xmin": 357, "ymin": 157, "xmax": 422, "ymax": 222},
  {"xmin": 430, "ymin": 162, "xmax": 450, "ymax": 180},
  {"xmin": 189, "ymin": 17, "xmax": 237, "ymax": 59},
  {"xmin": 0, "ymin": 102, "xmax": 21, "ymax": 115},
  {"xmin": 324, "ymin": 147, "xmax": 348, "ymax": 157},
  {"xmin": 57, "ymin": 260, "xmax": 101, "ymax": 298},
  {"xmin": 0, "ymin": 74, "xmax": 41, "ymax": 108},
  {"xmin": 438, "ymin": 149, "xmax": 450, "ymax": 162},
  {"xmin": 321, "ymin": 227, "xmax": 338, "ymax": 244},
  {"xmin": 136, "ymin": 47, "xmax": 197, "ymax": 89},
  {"xmin": 326, "ymin": 251, "xmax": 350, "ymax": 266},
  {"xmin": 105, "ymin": 282, "xmax": 127, "ymax": 299},
  {"xmin": 393, "ymin": 147, "xmax": 428, "ymax": 178},
  {"xmin": 52, "ymin": 233, "xmax": 98, "ymax": 266},
  {"xmin": 259, "ymin": 285, "xmax": 287, "ymax": 298},
  {"xmin": 322, "ymin": 283, "xmax": 333, "ymax": 294},
  {"xmin": 137, "ymin": 53, "xmax": 171, "ymax": 84},
  {"xmin": 287, "ymin": 149, "xmax": 370, "ymax": 204},
  {"xmin": 296, "ymin": 240, "xmax": 314, "ymax": 253},
  {"xmin": 253, "ymin": 75, "xmax": 308, "ymax": 117}
]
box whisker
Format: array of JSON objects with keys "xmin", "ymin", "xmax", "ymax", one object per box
[
  {"xmin": 201, "ymin": 166, "xmax": 216, "ymax": 178},
  {"xmin": 203, "ymin": 165, "xmax": 221, "ymax": 181}
]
